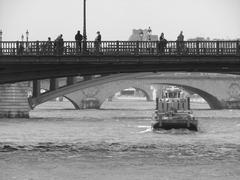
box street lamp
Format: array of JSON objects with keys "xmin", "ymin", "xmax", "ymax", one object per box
[
  {"xmin": 26, "ymin": 30, "xmax": 29, "ymax": 42},
  {"xmin": 83, "ymin": 0, "xmax": 87, "ymax": 41},
  {"xmin": 147, "ymin": 26, "xmax": 152, "ymax": 41},
  {"xmin": 83, "ymin": 0, "xmax": 87, "ymax": 53}
]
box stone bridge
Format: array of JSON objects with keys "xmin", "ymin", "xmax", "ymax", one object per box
[
  {"xmin": 1, "ymin": 40, "xmax": 240, "ymax": 84},
  {"xmin": 29, "ymin": 72, "xmax": 240, "ymax": 110}
]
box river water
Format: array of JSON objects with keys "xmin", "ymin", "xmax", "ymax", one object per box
[{"xmin": 0, "ymin": 100, "xmax": 240, "ymax": 180}]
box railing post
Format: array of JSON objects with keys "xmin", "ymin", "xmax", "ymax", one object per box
[
  {"xmin": 36, "ymin": 41, "xmax": 39, "ymax": 56},
  {"xmin": 116, "ymin": 41, "xmax": 119, "ymax": 54},
  {"xmin": 16, "ymin": 41, "xmax": 19, "ymax": 55},
  {"xmin": 0, "ymin": 41, "xmax": 2, "ymax": 55},
  {"xmin": 83, "ymin": 41, "xmax": 87, "ymax": 54},
  {"xmin": 216, "ymin": 41, "xmax": 219, "ymax": 55},
  {"xmin": 135, "ymin": 41, "xmax": 139, "ymax": 55},
  {"xmin": 237, "ymin": 41, "xmax": 240, "ymax": 55},
  {"xmin": 196, "ymin": 41, "xmax": 199, "ymax": 55}
]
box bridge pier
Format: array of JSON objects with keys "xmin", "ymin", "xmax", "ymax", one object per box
[
  {"xmin": 0, "ymin": 82, "xmax": 30, "ymax": 118},
  {"xmin": 221, "ymin": 100, "xmax": 240, "ymax": 109},
  {"xmin": 67, "ymin": 77, "xmax": 77, "ymax": 86},
  {"xmin": 81, "ymin": 98, "xmax": 101, "ymax": 109},
  {"xmin": 32, "ymin": 80, "xmax": 41, "ymax": 97},
  {"xmin": 50, "ymin": 78, "xmax": 59, "ymax": 91},
  {"xmin": 78, "ymin": 76, "xmax": 101, "ymax": 109}
]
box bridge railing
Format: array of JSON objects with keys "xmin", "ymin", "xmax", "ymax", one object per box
[{"xmin": 0, "ymin": 40, "xmax": 239, "ymax": 56}]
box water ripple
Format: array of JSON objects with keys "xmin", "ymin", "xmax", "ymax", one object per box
[{"xmin": 0, "ymin": 141, "xmax": 239, "ymax": 161}]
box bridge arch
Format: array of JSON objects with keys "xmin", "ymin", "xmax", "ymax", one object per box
[
  {"xmin": 159, "ymin": 83, "xmax": 222, "ymax": 109},
  {"xmin": 180, "ymin": 85, "xmax": 222, "ymax": 109},
  {"xmin": 65, "ymin": 80, "xmax": 153, "ymax": 109},
  {"xmin": 29, "ymin": 73, "xmax": 152, "ymax": 108},
  {"xmin": 135, "ymin": 87, "xmax": 151, "ymax": 101},
  {"xmin": 63, "ymin": 96, "xmax": 81, "ymax": 110}
]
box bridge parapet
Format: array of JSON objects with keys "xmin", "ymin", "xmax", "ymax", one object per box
[{"xmin": 0, "ymin": 40, "xmax": 240, "ymax": 56}]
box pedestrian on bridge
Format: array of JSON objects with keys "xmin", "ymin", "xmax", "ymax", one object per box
[
  {"xmin": 158, "ymin": 33, "xmax": 168, "ymax": 54},
  {"xmin": 46, "ymin": 37, "xmax": 53, "ymax": 55},
  {"xmin": 54, "ymin": 34, "xmax": 64, "ymax": 55},
  {"xmin": 94, "ymin": 31, "xmax": 101, "ymax": 54},
  {"xmin": 177, "ymin": 31, "xmax": 184, "ymax": 54},
  {"xmin": 75, "ymin": 30, "xmax": 83, "ymax": 54},
  {"xmin": 17, "ymin": 42, "xmax": 24, "ymax": 55}
]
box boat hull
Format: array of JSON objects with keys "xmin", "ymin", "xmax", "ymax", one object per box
[
  {"xmin": 152, "ymin": 120, "xmax": 198, "ymax": 131},
  {"xmin": 152, "ymin": 113, "xmax": 198, "ymax": 131}
]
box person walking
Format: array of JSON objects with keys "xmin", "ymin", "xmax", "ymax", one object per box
[
  {"xmin": 75, "ymin": 30, "xmax": 83, "ymax": 54},
  {"xmin": 94, "ymin": 31, "xmax": 101, "ymax": 53}
]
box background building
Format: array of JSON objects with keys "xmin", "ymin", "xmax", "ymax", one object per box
[{"xmin": 128, "ymin": 29, "xmax": 158, "ymax": 41}]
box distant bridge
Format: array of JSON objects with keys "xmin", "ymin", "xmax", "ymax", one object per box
[
  {"xmin": 29, "ymin": 72, "xmax": 240, "ymax": 110},
  {"xmin": 0, "ymin": 40, "xmax": 240, "ymax": 84}
]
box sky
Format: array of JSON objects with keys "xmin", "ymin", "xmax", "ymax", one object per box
[{"xmin": 0, "ymin": 0, "xmax": 240, "ymax": 41}]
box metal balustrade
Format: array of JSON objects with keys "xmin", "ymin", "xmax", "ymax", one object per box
[{"xmin": 0, "ymin": 41, "xmax": 239, "ymax": 56}]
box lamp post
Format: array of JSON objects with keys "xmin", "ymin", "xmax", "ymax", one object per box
[
  {"xmin": 26, "ymin": 30, "xmax": 29, "ymax": 42},
  {"xmin": 83, "ymin": 0, "xmax": 87, "ymax": 52},
  {"xmin": 147, "ymin": 26, "xmax": 152, "ymax": 41}
]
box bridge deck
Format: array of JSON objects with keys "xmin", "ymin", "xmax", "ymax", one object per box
[{"xmin": 0, "ymin": 41, "xmax": 240, "ymax": 84}]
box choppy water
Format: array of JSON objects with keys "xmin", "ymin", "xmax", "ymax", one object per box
[{"xmin": 0, "ymin": 100, "xmax": 240, "ymax": 180}]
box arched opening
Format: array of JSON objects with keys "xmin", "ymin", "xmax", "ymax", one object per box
[
  {"xmin": 172, "ymin": 86, "xmax": 210, "ymax": 110},
  {"xmin": 33, "ymin": 96, "xmax": 77, "ymax": 110},
  {"xmin": 158, "ymin": 83, "xmax": 222, "ymax": 109},
  {"xmin": 180, "ymin": 85, "xmax": 222, "ymax": 109},
  {"xmin": 27, "ymin": 88, "xmax": 49, "ymax": 98},
  {"xmin": 101, "ymin": 87, "xmax": 153, "ymax": 110}
]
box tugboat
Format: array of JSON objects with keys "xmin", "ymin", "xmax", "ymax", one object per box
[{"xmin": 152, "ymin": 86, "xmax": 198, "ymax": 131}]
